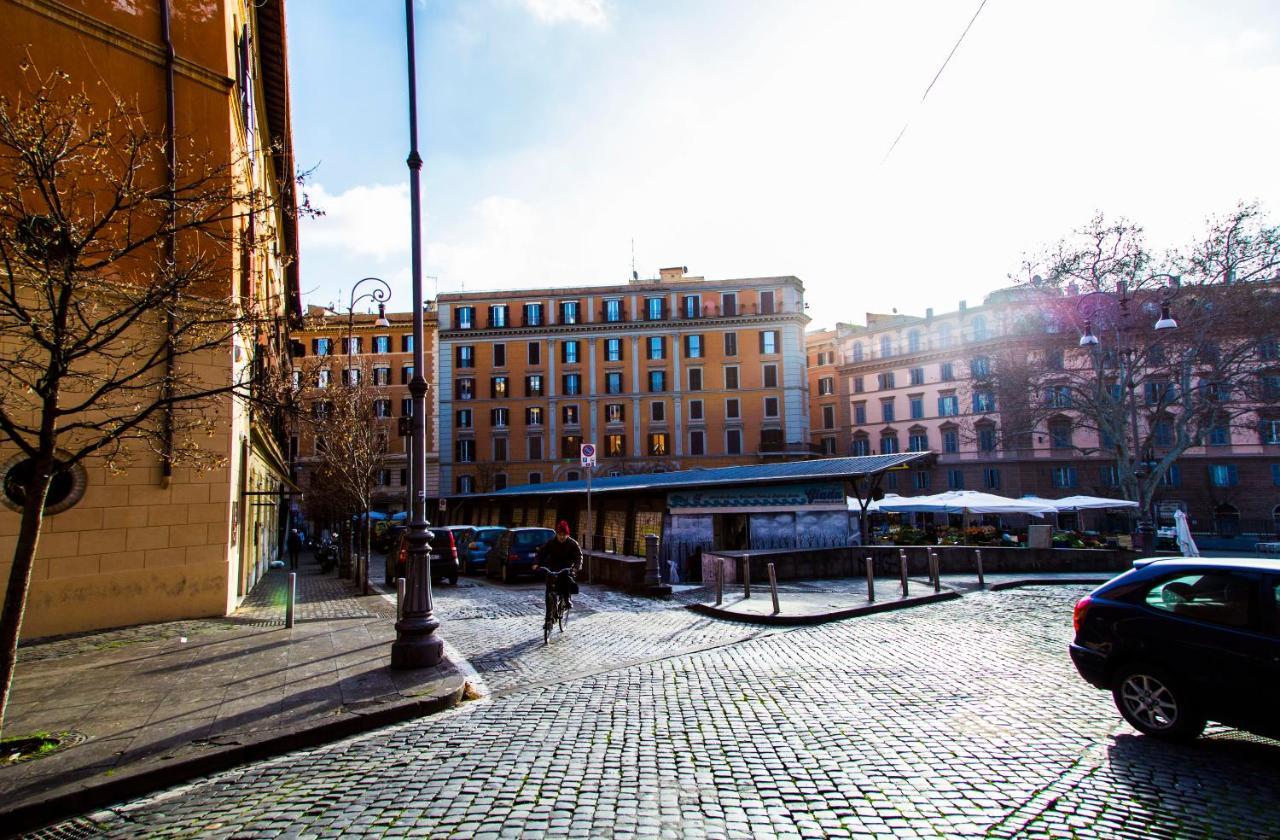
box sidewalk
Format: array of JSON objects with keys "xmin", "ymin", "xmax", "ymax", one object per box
[{"xmin": 0, "ymin": 554, "xmax": 467, "ymax": 834}]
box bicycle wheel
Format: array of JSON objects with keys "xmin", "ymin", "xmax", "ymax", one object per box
[
  {"xmin": 558, "ymin": 596, "xmax": 569, "ymax": 633},
  {"xmin": 543, "ymin": 590, "xmax": 555, "ymax": 644}
]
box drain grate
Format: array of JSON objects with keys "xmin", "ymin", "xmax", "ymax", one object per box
[{"xmin": 23, "ymin": 816, "xmax": 108, "ymax": 840}]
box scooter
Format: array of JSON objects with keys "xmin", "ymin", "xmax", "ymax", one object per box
[{"xmin": 315, "ymin": 539, "xmax": 338, "ymax": 574}]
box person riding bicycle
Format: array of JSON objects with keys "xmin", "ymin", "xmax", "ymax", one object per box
[{"xmin": 533, "ymin": 521, "xmax": 581, "ymax": 608}]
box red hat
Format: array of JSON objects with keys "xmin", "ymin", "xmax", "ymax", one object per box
[{"xmin": 556, "ymin": 520, "xmax": 570, "ymax": 535}]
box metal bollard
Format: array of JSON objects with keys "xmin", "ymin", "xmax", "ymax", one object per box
[
  {"xmin": 714, "ymin": 557, "xmax": 723, "ymax": 606},
  {"xmin": 768, "ymin": 562, "xmax": 780, "ymax": 615},
  {"xmin": 743, "ymin": 553, "xmax": 752, "ymax": 599},
  {"xmin": 396, "ymin": 576, "xmax": 406, "ymax": 621},
  {"xmin": 899, "ymin": 551, "xmax": 909, "ymax": 597},
  {"xmin": 930, "ymin": 551, "xmax": 941, "ymax": 593},
  {"xmin": 975, "ymin": 548, "xmax": 985, "ymax": 588},
  {"xmin": 865, "ymin": 556, "xmax": 875, "ymax": 602},
  {"xmin": 286, "ymin": 572, "xmax": 297, "ymax": 629}
]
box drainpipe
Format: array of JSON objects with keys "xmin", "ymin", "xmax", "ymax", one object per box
[{"xmin": 159, "ymin": 0, "xmax": 178, "ymax": 487}]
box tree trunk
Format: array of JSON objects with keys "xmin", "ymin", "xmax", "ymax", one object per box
[
  {"xmin": 0, "ymin": 466, "xmax": 54, "ymax": 738},
  {"xmin": 362, "ymin": 504, "xmax": 371, "ymax": 596}
]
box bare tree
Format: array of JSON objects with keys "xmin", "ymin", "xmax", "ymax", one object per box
[
  {"xmin": 967, "ymin": 204, "xmax": 1280, "ymax": 518},
  {"xmin": 0, "ymin": 67, "xmax": 294, "ymax": 733}
]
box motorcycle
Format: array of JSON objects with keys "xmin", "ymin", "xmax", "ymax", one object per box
[{"xmin": 315, "ymin": 539, "xmax": 338, "ymax": 574}]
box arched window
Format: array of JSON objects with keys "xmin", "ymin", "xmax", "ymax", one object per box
[
  {"xmin": 1214, "ymin": 503, "xmax": 1240, "ymax": 537},
  {"xmin": 907, "ymin": 330, "xmax": 921, "ymax": 353},
  {"xmin": 880, "ymin": 335, "xmax": 893, "ymax": 358},
  {"xmin": 851, "ymin": 342, "xmax": 864, "ymax": 362}
]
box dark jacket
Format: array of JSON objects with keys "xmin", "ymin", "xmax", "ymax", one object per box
[
  {"xmin": 536, "ymin": 536, "xmax": 582, "ymax": 573},
  {"xmin": 287, "ymin": 531, "xmax": 303, "ymax": 552}
]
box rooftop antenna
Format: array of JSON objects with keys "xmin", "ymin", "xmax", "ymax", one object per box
[{"xmin": 630, "ymin": 238, "xmax": 638, "ymax": 281}]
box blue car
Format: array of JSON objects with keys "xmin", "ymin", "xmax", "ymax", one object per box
[
  {"xmin": 461, "ymin": 527, "xmax": 506, "ymax": 575},
  {"xmin": 486, "ymin": 527, "xmax": 556, "ymax": 583},
  {"xmin": 1070, "ymin": 557, "xmax": 1280, "ymax": 741}
]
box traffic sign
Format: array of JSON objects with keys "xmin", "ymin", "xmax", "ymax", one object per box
[
  {"xmin": 580, "ymin": 443, "xmax": 597, "ymax": 467},
  {"xmin": 438, "ymin": 498, "xmax": 447, "ymax": 511}
]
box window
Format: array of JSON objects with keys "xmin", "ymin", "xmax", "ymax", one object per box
[
  {"xmin": 764, "ymin": 397, "xmax": 779, "ymax": 418},
  {"xmin": 909, "ymin": 431, "xmax": 929, "ymax": 452},
  {"xmin": 683, "ymin": 294, "xmax": 701, "ymax": 319},
  {"xmin": 562, "ymin": 340, "xmax": 580, "ymax": 364},
  {"xmin": 942, "ymin": 428, "xmax": 959, "ymax": 454},
  {"xmin": 1209, "ymin": 424, "xmax": 1230, "ymax": 446},
  {"xmin": 947, "ymin": 470, "xmax": 965, "ymax": 490},
  {"xmin": 1100, "ymin": 464, "xmax": 1119, "ymax": 487},
  {"xmin": 881, "ymin": 399, "xmax": 895, "ymax": 423},
  {"xmin": 1143, "ymin": 572, "xmax": 1254, "ymax": 628},
  {"xmin": 818, "ymin": 377, "xmax": 834, "ymax": 396},
  {"xmin": 494, "ymin": 473, "xmax": 508, "ymax": 490},
  {"xmin": 649, "ymin": 370, "xmax": 666, "ymax": 392},
  {"xmin": 940, "ymin": 362, "xmax": 954, "ymax": 381},
  {"xmin": 853, "ymin": 376, "xmax": 864, "ymax": 394},
  {"xmin": 401, "ymin": 334, "xmax": 414, "ymax": 352},
  {"xmin": 374, "ymin": 335, "xmax": 390, "ymax": 354},
  {"xmin": 317, "ymin": 369, "xmax": 331, "ymax": 388},
  {"xmin": 822, "ymin": 405, "xmax": 835, "ymax": 430},
  {"xmin": 907, "ymin": 331, "xmax": 921, "ymax": 353},
  {"xmin": 528, "ymin": 472, "xmax": 542, "ymax": 484},
  {"xmin": 937, "ymin": 324, "xmax": 953, "ymax": 348},
  {"xmin": 820, "ymin": 437, "xmax": 837, "ymax": 455},
  {"xmin": 455, "ymin": 439, "xmax": 476, "ymax": 463},
  {"xmin": 562, "ymin": 373, "xmax": 582, "ymax": 395},
  {"xmin": 1044, "ymin": 386, "xmax": 1071, "ymax": 408},
  {"xmin": 605, "ymin": 371, "xmax": 624, "ymax": 394},
  {"xmin": 909, "ymin": 396, "xmax": 924, "ymax": 420},
  {"xmin": 851, "ymin": 342, "xmax": 864, "ymax": 362},
  {"xmin": 346, "ymin": 336, "xmax": 362, "ymax": 355},
  {"xmin": 493, "ymin": 343, "xmax": 506, "ymax": 367},
  {"xmin": 1152, "ymin": 419, "xmax": 1174, "ymax": 447},
  {"xmin": 970, "ymin": 356, "xmax": 991, "ymax": 377},
  {"xmin": 759, "ymin": 330, "xmax": 779, "ymax": 354},
  {"xmin": 913, "ymin": 471, "xmax": 930, "ymax": 490},
  {"xmin": 880, "ymin": 433, "xmax": 900, "ymax": 454},
  {"xmin": 373, "ymin": 367, "xmax": 391, "ymax": 386},
  {"xmin": 523, "ymin": 302, "xmax": 543, "ymax": 326},
  {"xmin": 604, "ymin": 298, "xmax": 623, "ymax": 322},
  {"xmin": 488, "ymin": 304, "xmax": 508, "ymax": 328},
  {"xmin": 880, "ymin": 336, "xmax": 893, "ymax": 358},
  {"xmin": 1273, "ymin": 464, "xmax": 1280, "ymax": 486},
  {"xmin": 763, "ymin": 364, "xmax": 778, "ymax": 388},
  {"xmin": 877, "ymin": 372, "xmax": 895, "ymax": 390},
  {"xmin": 1262, "ymin": 419, "xmax": 1280, "ymax": 445},
  {"xmin": 1051, "ymin": 466, "xmax": 1077, "ymax": 488},
  {"xmin": 490, "ymin": 376, "xmax": 507, "ymax": 399},
  {"xmin": 721, "ymin": 292, "xmax": 737, "ymax": 316},
  {"xmin": 493, "ymin": 438, "xmax": 508, "ymax": 462},
  {"xmin": 455, "ymin": 306, "xmax": 475, "ymax": 330},
  {"xmin": 982, "ymin": 468, "xmax": 1001, "ymax": 490},
  {"xmin": 685, "ymin": 334, "xmax": 703, "ymax": 358},
  {"xmin": 401, "ymin": 398, "xmax": 413, "ymax": 416},
  {"xmin": 457, "ymin": 475, "xmax": 474, "ymax": 494},
  {"xmin": 647, "ymin": 336, "xmax": 666, "ymax": 360},
  {"xmin": 1161, "ymin": 464, "xmax": 1181, "ymax": 487},
  {"xmin": 972, "ymin": 391, "xmax": 996, "ymax": 413},
  {"xmin": 977, "ymin": 426, "xmax": 997, "ymax": 452},
  {"xmin": 971, "ymin": 316, "xmax": 988, "ymax": 341},
  {"xmin": 456, "ymin": 378, "xmax": 475, "ymax": 400},
  {"xmin": 560, "ymin": 300, "xmax": 579, "ymax": 324},
  {"xmin": 724, "ymin": 332, "xmax": 738, "ymax": 356},
  {"xmin": 528, "ymin": 437, "xmax": 543, "ymax": 460},
  {"xmin": 689, "ymin": 430, "xmax": 706, "ymax": 455},
  {"xmin": 851, "ymin": 436, "xmax": 870, "ymax": 456},
  {"xmin": 724, "ymin": 366, "xmax": 740, "ymax": 390},
  {"xmin": 491, "ymin": 408, "xmax": 509, "ymax": 428},
  {"xmin": 651, "ymin": 401, "xmax": 666, "ymax": 422},
  {"xmin": 560, "ymin": 435, "xmax": 582, "ymax": 458},
  {"xmin": 562, "ymin": 405, "xmax": 580, "ymax": 425},
  {"xmin": 1049, "ymin": 420, "xmax": 1073, "ymax": 449},
  {"xmin": 343, "ymin": 368, "xmax": 361, "ymax": 386},
  {"xmin": 759, "ymin": 290, "xmax": 776, "ymax": 314},
  {"xmin": 726, "ymin": 398, "xmax": 741, "ymax": 420},
  {"xmin": 526, "ymin": 406, "xmax": 544, "ymax": 426},
  {"xmin": 606, "ymin": 434, "xmax": 626, "ymax": 457},
  {"xmin": 312, "ymin": 337, "xmax": 331, "ymax": 356},
  {"xmin": 648, "ymin": 433, "xmax": 668, "ymax": 456},
  {"xmin": 374, "ymin": 399, "xmax": 392, "ymax": 418},
  {"xmin": 605, "ymin": 338, "xmax": 623, "ymax": 362},
  {"xmin": 909, "ymin": 367, "xmax": 924, "ymax": 386},
  {"xmin": 1209, "ymin": 464, "xmax": 1238, "ymax": 487},
  {"xmin": 726, "ymin": 428, "xmax": 742, "ymax": 455},
  {"xmin": 646, "ymin": 297, "xmax": 665, "ymax": 321},
  {"xmin": 689, "ymin": 400, "xmax": 703, "ymax": 421},
  {"xmin": 688, "ymin": 369, "xmax": 703, "ymax": 391},
  {"xmin": 525, "ymin": 375, "xmax": 544, "ymax": 397},
  {"xmin": 456, "ymin": 409, "xmax": 472, "ymax": 429},
  {"xmin": 527, "ymin": 341, "xmax": 542, "ymax": 365},
  {"xmin": 606, "ymin": 403, "xmax": 625, "ymax": 424},
  {"xmin": 854, "ymin": 403, "xmax": 867, "ymax": 425}
]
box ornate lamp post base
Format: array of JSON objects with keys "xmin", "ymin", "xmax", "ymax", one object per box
[{"xmin": 390, "ymin": 619, "xmax": 444, "ymax": 669}]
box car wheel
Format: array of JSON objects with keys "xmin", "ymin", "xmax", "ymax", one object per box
[
  {"xmin": 501, "ymin": 562, "xmax": 510, "ymax": 584},
  {"xmin": 1112, "ymin": 664, "xmax": 1205, "ymax": 742},
  {"xmin": 449, "ymin": 574, "xmax": 458, "ymax": 586}
]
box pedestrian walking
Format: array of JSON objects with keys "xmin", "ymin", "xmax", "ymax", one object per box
[{"xmin": 287, "ymin": 528, "xmax": 303, "ymax": 570}]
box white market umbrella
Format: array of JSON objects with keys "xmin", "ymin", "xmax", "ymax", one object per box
[
  {"xmin": 875, "ymin": 490, "xmax": 1057, "ymax": 517},
  {"xmin": 850, "ymin": 493, "xmax": 902, "ymax": 513},
  {"xmin": 1051, "ymin": 495, "xmax": 1141, "ymax": 512},
  {"xmin": 1173, "ymin": 509, "xmax": 1200, "ymax": 557}
]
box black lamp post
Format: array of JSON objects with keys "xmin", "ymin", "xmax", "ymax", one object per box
[
  {"xmin": 392, "ymin": 0, "xmax": 444, "ymax": 669},
  {"xmin": 1076, "ymin": 277, "xmax": 1180, "ymax": 554}
]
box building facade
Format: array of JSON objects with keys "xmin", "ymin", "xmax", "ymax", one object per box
[
  {"xmin": 436, "ymin": 267, "xmax": 812, "ymax": 496},
  {"xmin": 806, "ymin": 329, "xmax": 846, "ymax": 456},
  {"xmin": 290, "ymin": 306, "xmax": 440, "ymax": 527},
  {"xmin": 828, "ymin": 290, "xmax": 1280, "ymax": 539}
]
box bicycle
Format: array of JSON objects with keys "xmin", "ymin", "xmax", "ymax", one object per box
[{"xmin": 541, "ymin": 567, "xmax": 576, "ymax": 644}]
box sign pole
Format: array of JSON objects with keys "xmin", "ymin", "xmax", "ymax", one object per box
[{"xmin": 580, "ymin": 443, "xmax": 597, "ymax": 553}]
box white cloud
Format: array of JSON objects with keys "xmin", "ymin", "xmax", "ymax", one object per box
[
  {"xmin": 515, "ymin": 0, "xmax": 606, "ymax": 28},
  {"xmin": 300, "ymin": 182, "xmax": 410, "ymax": 260}
]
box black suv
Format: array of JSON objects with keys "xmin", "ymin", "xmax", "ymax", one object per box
[{"xmin": 1070, "ymin": 557, "xmax": 1279, "ymax": 741}]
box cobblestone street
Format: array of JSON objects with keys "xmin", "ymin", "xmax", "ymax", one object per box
[{"xmin": 39, "ymin": 582, "xmax": 1280, "ymax": 838}]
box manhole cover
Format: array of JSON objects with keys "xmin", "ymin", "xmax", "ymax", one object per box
[{"xmin": 2, "ymin": 730, "xmax": 87, "ymax": 765}]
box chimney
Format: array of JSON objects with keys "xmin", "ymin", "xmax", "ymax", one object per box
[
  {"xmin": 658, "ymin": 266, "xmax": 687, "ymax": 283},
  {"xmin": 925, "ymin": 307, "xmax": 934, "ymax": 321},
  {"xmin": 959, "ymin": 300, "xmax": 967, "ymax": 312}
]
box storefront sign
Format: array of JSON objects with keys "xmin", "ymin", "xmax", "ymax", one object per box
[{"xmin": 668, "ymin": 482, "xmax": 844, "ymax": 513}]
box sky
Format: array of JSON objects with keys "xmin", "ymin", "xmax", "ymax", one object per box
[{"xmin": 286, "ymin": 0, "xmax": 1280, "ymax": 329}]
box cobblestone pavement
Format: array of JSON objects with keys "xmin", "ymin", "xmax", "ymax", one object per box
[{"xmin": 37, "ymin": 585, "xmax": 1280, "ymax": 838}]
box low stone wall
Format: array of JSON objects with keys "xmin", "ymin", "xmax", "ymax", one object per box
[
  {"xmin": 706, "ymin": 545, "xmax": 1133, "ymax": 583},
  {"xmin": 582, "ymin": 551, "xmax": 647, "ymax": 592}
]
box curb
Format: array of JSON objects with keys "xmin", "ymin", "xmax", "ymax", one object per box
[
  {"xmin": 685, "ymin": 590, "xmax": 960, "ymax": 626},
  {"xmin": 2, "ymin": 675, "xmax": 467, "ymax": 838},
  {"xmin": 987, "ymin": 578, "xmax": 1109, "ymax": 591}
]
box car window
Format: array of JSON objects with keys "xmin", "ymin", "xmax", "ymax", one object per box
[
  {"xmin": 1272, "ymin": 581, "xmax": 1280, "ymax": 636},
  {"xmin": 477, "ymin": 530, "xmax": 502, "ymax": 545},
  {"xmin": 514, "ymin": 530, "xmax": 552, "ymax": 547},
  {"xmin": 1144, "ymin": 572, "xmax": 1254, "ymax": 629}
]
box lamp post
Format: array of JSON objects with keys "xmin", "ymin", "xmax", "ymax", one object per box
[
  {"xmin": 1076, "ymin": 277, "xmax": 1180, "ymax": 554},
  {"xmin": 392, "ymin": 0, "xmax": 444, "ymax": 669}
]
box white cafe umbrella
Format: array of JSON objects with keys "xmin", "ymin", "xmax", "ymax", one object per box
[
  {"xmin": 1051, "ymin": 495, "xmax": 1141, "ymax": 512},
  {"xmin": 1173, "ymin": 509, "xmax": 1200, "ymax": 557},
  {"xmin": 874, "ymin": 490, "xmax": 1058, "ymax": 517},
  {"xmin": 849, "ymin": 493, "xmax": 902, "ymax": 513}
]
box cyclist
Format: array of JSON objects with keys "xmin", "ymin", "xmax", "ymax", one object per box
[{"xmin": 533, "ymin": 521, "xmax": 581, "ymax": 608}]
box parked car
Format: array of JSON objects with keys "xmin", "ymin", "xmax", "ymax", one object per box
[
  {"xmin": 384, "ymin": 526, "xmax": 465, "ymax": 586},
  {"xmin": 486, "ymin": 527, "xmax": 556, "ymax": 583},
  {"xmin": 461, "ymin": 526, "xmax": 506, "ymax": 575},
  {"xmin": 1069, "ymin": 557, "xmax": 1280, "ymax": 742}
]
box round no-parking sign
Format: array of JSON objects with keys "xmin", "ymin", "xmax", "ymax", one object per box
[{"xmin": 580, "ymin": 443, "xmax": 597, "ymax": 467}]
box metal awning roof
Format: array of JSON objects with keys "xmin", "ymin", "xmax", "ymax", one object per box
[{"xmin": 455, "ymin": 453, "xmax": 930, "ymax": 500}]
